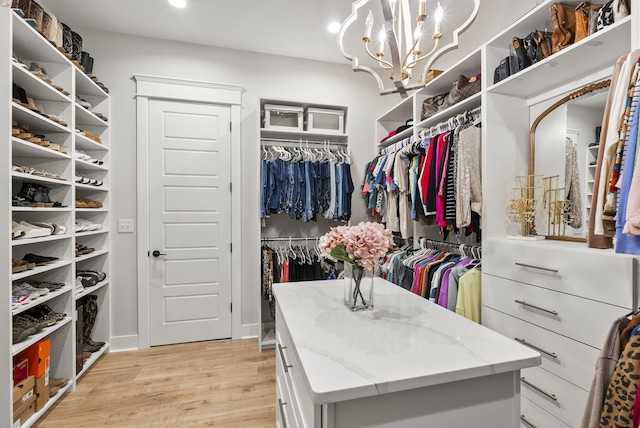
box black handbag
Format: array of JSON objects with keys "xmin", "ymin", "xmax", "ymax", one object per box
[{"xmin": 494, "ymin": 57, "xmax": 511, "ymax": 84}]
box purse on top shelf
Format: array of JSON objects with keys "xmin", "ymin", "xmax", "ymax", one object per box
[
  {"xmin": 575, "ymin": 2, "xmax": 603, "ymax": 42},
  {"xmin": 550, "ymin": 3, "xmax": 577, "ymax": 53}
]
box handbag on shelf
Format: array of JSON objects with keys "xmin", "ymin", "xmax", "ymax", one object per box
[
  {"xmin": 421, "ymin": 93, "xmax": 449, "ymax": 121},
  {"xmin": 575, "ymin": 2, "xmax": 602, "ymax": 42},
  {"xmin": 612, "ymin": 0, "xmax": 631, "ymax": 21},
  {"xmin": 494, "ymin": 57, "xmax": 511, "ymax": 84},
  {"xmin": 526, "ymin": 30, "xmax": 553, "ymax": 63},
  {"xmin": 550, "ymin": 3, "xmax": 577, "ymax": 53},
  {"xmin": 512, "ymin": 37, "xmax": 532, "ymax": 72},
  {"xmin": 596, "ymin": 0, "xmax": 615, "ymax": 31},
  {"xmin": 446, "ymin": 75, "xmax": 481, "ymax": 106}
]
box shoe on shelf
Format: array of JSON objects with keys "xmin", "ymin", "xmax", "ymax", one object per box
[
  {"xmin": 11, "ymin": 295, "xmax": 30, "ymax": 309},
  {"xmin": 75, "ymin": 277, "xmax": 85, "ymax": 293},
  {"xmin": 76, "ymin": 96, "xmax": 92, "ymax": 109},
  {"xmin": 76, "ymin": 198, "xmax": 103, "ymax": 209},
  {"xmin": 12, "ymin": 259, "xmax": 36, "ymax": 273},
  {"xmin": 75, "ymin": 219, "xmax": 103, "ymax": 232},
  {"xmin": 12, "ymin": 221, "xmax": 52, "ymax": 239},
  {"xmin": 77, "ymin": 273, "xmax": 98, "ymax": 287},
  {"xmin": 13, "ymin": 283, "xmax": 41, "ymax": 300},
  {"xmin": 50, "ymin": 377, "xmax": 70, "ymax": 389},
  {"xmin": 12, "ymin": 323, "xmax": 36, "ymax": 344},
  {"xmin": 49, "ymin": 385, "xmax": 60, "ymax": 398},
  {"xmin": 23, "ymin": 253, "xmax": 59, "ymax": 266},
  {"xmin": 77, "ymin": 270, "xmax": 106, "ymax": 282},
  {"xmin": 15, "ymin": 281, "xmax": 48, "ymax": 296}
]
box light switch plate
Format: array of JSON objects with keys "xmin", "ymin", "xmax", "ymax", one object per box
[{"xmin": 118, "ymin": 219, "xmax": 135, "ymax": 233}]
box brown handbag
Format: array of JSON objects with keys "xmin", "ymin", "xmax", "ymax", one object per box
[
  {"xmin": 446, "ymin": 75, "xmax": 481, "ymax": 106},
  {"xmin": 421, "ymin": 93, "xmax": 449, "ymax": 121},
  {"xmin": 575, "ymin": 2, "xmax": 602, "ymax": 42},
  {"xmin": 550, "ymin": 3, "xmax": 576, "ymax": 53}
]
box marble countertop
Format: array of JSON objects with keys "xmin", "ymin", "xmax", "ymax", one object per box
[{"xmin": 273, "ymin": 278, "xmax": 541, "ymax": 404}]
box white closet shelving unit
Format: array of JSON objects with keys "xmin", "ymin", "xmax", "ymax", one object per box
[
  {"xmin": 375, "ymin": 47, "xmax": 482, "ymax": 244},
  {"xmin": 481, "ymin": 2, "xmax": 637, "ymax": 427},
  {"xmin": 2, "ymin": 6, "xmax": 110, "ymax": 427},
  {"xmin": 374, "ymin": 1, "xmax": 639, "ymax": 426},
  {"xmin": 258, "ymin": 98, "xmax": 348, "ymax": 351}
]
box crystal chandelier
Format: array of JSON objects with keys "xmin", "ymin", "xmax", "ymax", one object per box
[{"xmin": 339, "ymin": 0, "xmax": 480, "ymax": 97}]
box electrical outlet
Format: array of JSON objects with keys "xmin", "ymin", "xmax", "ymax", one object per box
[{"xmin": 118, "ymin": 219, "xmax": 135, "ymax": 233}]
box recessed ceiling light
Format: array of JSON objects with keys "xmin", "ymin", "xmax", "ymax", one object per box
[
  {"xmin": 327, "ymin": 22, "xmax": 342, "ymax": 34},
  {"xmin": 169, "ymin": 0, "xmax": 187, "ymax": 8}
]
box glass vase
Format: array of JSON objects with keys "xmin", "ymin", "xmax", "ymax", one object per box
[{"xmin": 344, "ymin": 263, "xmax": 374, "ymax": 311}]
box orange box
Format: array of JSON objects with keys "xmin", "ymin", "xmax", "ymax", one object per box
[
  {"xmin": 34, "ymin": 374, "xmax": 49, "ymax": 412},
  {"xmin": 13, "ymin": 358, "xmax": 28, "ymax": 385},
  {"xmin": 16, "ymin": 338, "xmax": 50, "ymax": 379},
  {"xmin": 12, "ymin": 375, "xmax": 34, "ymax": 413}
]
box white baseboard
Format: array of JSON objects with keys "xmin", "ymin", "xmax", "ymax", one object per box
[
  {"xmin": 239, "ymin": 323, "xmax": 258, "ymax": 339},
  {"xmin": 110, "ymin": 334, "xmax": 139, "ymax": 352}
]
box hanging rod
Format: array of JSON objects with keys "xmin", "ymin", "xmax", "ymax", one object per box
[
  {"xmin": 261, "ymin": 137, "xmax": 348, "ymax": 147},
  {"xmin": 419, "ymin": 106, "xmax": 482, "ymax": 139},
  {"xmin": 261, "ymin": 236, "xmax": 321, "ymax": 242}
]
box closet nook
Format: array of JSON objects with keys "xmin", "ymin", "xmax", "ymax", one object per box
[{"xmin": 258, "ymin": 99, "xmax": 349, "ymax": 351}]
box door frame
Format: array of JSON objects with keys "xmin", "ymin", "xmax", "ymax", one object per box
[{"xmin": 134, "ymin": 75, "xmax": 244, "ymax": 349}]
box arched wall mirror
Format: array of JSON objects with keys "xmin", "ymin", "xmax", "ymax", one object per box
[{"xmin": 529, "ymin": 80, "xmax": 610, "ymax": 241}]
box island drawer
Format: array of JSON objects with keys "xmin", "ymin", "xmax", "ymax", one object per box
[
  {"xmin": 277, "ymin": 372, "xmax": 300, "ymax": 428},
  {"xmin": 276, "ymin": 313, "xmax": 319, "ymax": 428},
  {"xmin": 482, "ymin": 239, "xmax": 634, "ymax": 308},
  {"xmin": 483, "ymin": 274, "xmax": 627, "ymax": 349},
  {"xmin": 520, "ymin": 365, "xmax": 587, "ymax": 427}
]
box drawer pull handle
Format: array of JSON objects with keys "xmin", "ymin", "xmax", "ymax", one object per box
[
  {"xmin": 278, "ymin": 398, "xmax": 289, "ymax": 428},
  {"xmin": 278, "ymin": 343, "xmax": 294, "ymax": 373},
  {"xmin": 520, "ymin": 415, "xmax": 538, "ymax": 428},
  {"xmin": 521, "ymin": 377, "xmax": 557, "ymax": 401},
  {"xmin": 515, "ymin": 300, "xmax": 558, "ymax": 316},
  {"xmin": 514, "ymin": 337, "xmax": 558, "ymax": 359},
  {"xmin": 515, "ymin": 262, "xmax": 558, "ymax": 273}
]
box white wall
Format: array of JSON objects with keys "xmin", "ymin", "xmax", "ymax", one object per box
[
  {"xmin": 67, "ymin": 0, "xmax": 542, "ymax": 348},
  {"xmin": 75, "ymin": 29, "xmax": 397, "ymax": 347}
]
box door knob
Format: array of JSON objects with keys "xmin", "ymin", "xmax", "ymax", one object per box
[{"xmin": 152, "ymin": 250, "xmax": 167, "ymax": 257}]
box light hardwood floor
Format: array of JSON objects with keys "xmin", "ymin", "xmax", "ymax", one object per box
[{"xmin": 34, "ymin": 339, "xmax": 276, "ymax": 428}]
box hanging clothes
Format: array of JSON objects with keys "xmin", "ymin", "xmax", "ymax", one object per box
[
  {"xmin": 363, "ymin": 110, "xmax": 482, "ymax": 242},
  {"xmin": 382, "ymin": 244, "xmax": 481, "ymax": 323},
  {"xmin": 564, "ymin": 136, "xmax": 583, "ymax": 228},
  {"xmin": 580, "ymin": 315, "xmax": 630, "ymax": 428},
  {"xmin": 260, "ymin": 146, "xmax": 353, "ymax": 222},
  {"xmin": 260, "ymin": 243, "xmax": 337, "ymax": 320}
]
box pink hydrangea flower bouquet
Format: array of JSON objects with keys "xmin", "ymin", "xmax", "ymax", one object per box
[{"xmin": 319, "ymin": 222, "xmax": 394, "ymax": 309}]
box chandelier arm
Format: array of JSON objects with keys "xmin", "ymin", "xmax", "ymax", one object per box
[
  {"xmin": 405, "ymin": 37, "xmax": 440, "ymax": 69},
  {"xmin": 364, "ymin": 43, "xmax": 394, "ymax": 69},
  {"xmin": 401, "ymin": 35, "xmax": 422, "ymax": 70}
]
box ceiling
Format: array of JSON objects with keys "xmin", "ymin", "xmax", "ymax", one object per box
[{"xmin": 42, "ymin": 0, "xmax": 356, "ymax": 64}]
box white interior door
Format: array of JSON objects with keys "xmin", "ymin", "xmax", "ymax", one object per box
[{"xmin": 148, "ymin": 99, "xmax": 232, "ymax": 346}]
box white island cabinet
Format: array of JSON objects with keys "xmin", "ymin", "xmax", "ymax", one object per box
[{"xmin": 273, "ymin": 278, "xmax": 541, "ymax": 428}]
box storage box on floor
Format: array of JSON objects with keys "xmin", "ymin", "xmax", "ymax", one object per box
[{"xmin": 13, "ymin": 338, "xmax": 50, "ymax": 424}]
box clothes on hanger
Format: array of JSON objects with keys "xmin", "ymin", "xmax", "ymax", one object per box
[
  {"xmin": 363, "ymin": 109, "xmax": 482, "ymax": 241},
  {"xmin": 260, "ymin": 241, "xmax": 339, "ymax": 320},
  {"xmin": 260, "ymin": 144, "xmax": 354, "ymax": 222},
  {"xmin": 382, "ymin": 242, "xmax": 482, "ymax": 322}
]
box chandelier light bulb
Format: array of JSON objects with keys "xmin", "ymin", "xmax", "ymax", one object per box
[
  {"xmin": 168, "ymin": 0, "xmax": 187, "ymax": 8},
  {"xmin": 435, "ymin": 2, "xmax": 444, "ymax": 22},
  {"xmin": 377, "ymin": 27, "xmax": 386, "ymax": 56},
  {"xmin": 434, "ymin": 2, "xmax": 444, "ymax": 36},
  {"xmin": 364, "ymin": 10, "xmax": 374, "ymax": 41},
  {"xmin": 418, "ymin": 0, "xmax": 427, "ymax": 18}
]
